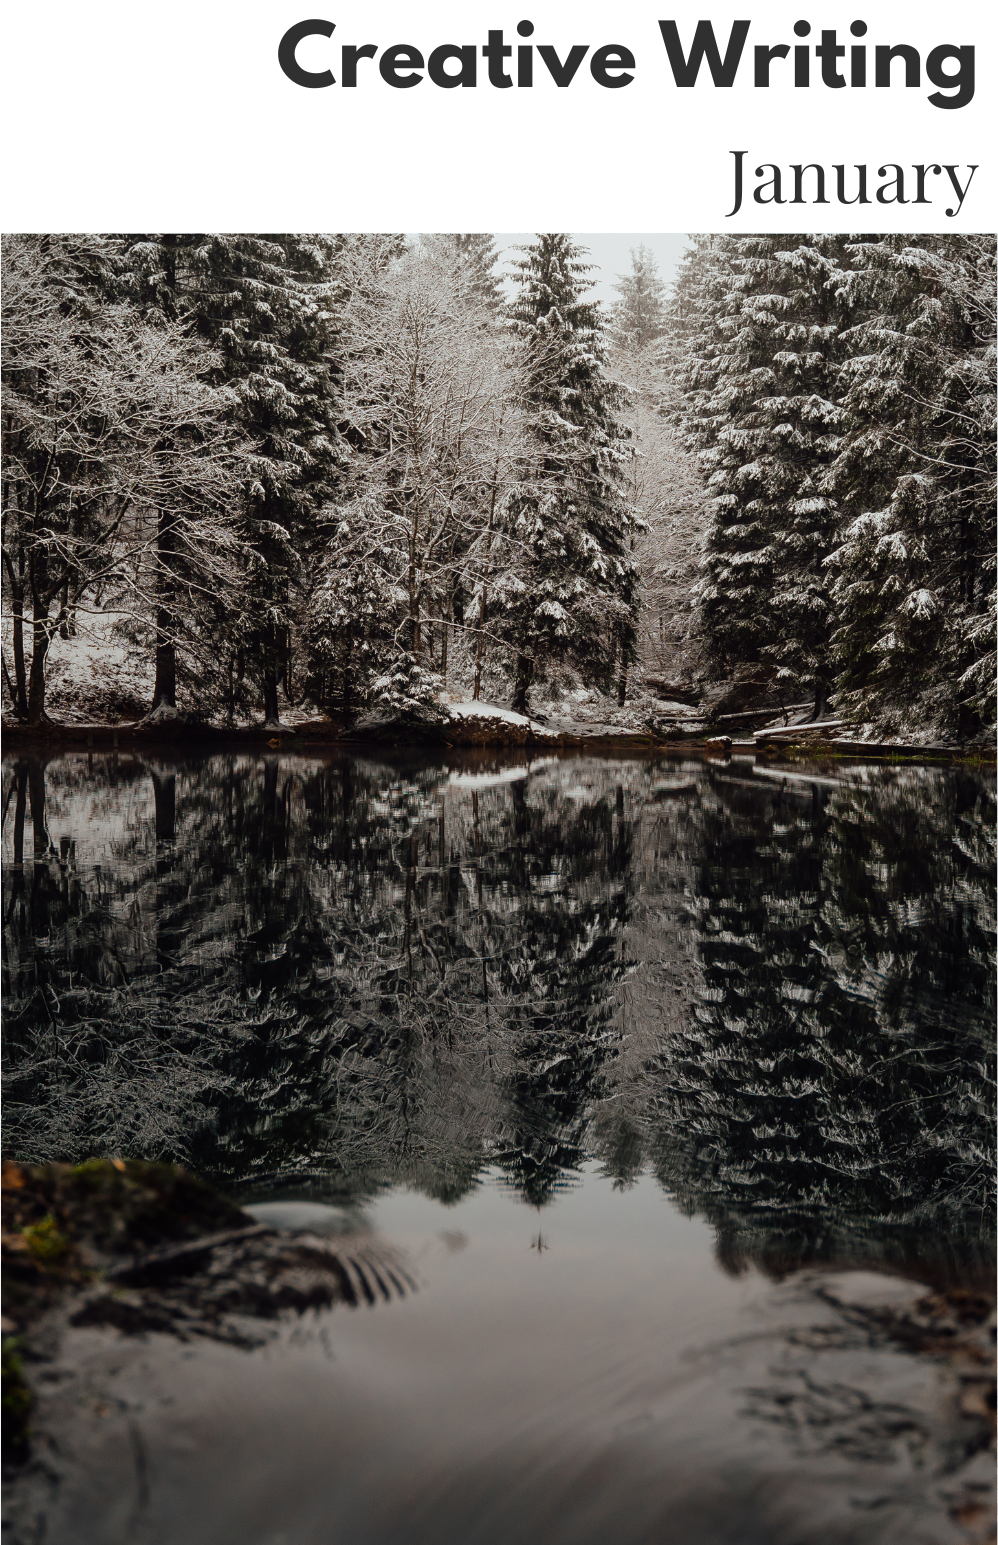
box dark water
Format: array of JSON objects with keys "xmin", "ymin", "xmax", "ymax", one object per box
[{"xmin": 2, "ymin": 749, "xmax": 995, "ymax": 1544}]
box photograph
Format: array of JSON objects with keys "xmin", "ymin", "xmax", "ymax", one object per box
[{"xmin": 2, "ymin": 229, "xmax": 995, "ymax": 1545}]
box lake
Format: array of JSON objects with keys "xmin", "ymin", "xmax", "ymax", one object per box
[{"xmin": 2, "ymin": 748, "xmax": 995, "ymax": 1544}]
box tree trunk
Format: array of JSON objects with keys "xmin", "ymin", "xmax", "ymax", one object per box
[
  {"xmin": 262, "ymin": 668, "xmax": 281, "ymax": 728},
  {"xmin": 149, "ymin": 247, "xmax": 182, "ymax": 720},
  {"xmin": 259, "ymin": 618, "xmax": 283, "ymax": 728},
  {"xmin": 511, "ymin": 651, "xmax": 533, "ymax": 715},
  {"xmin": 148, "ymin": 512, "xmax": 178, "ymax": 718},
  {"xmin": 26, "ymin": 597, "xmax": 53, "ymax": 726},
  {"xmin": 617, "ymin": 666, "xmax": 628, "ymax": 707},
  {"xmin": 152, "ymin": 632, "xmax": 177, "ymax": 711},
  {"xmin": 473, "ymin": 629, "xmax": 485, "ymax": 701},
  {"xmin": 473, "ymin": 458, "xmax": 501, "ymax": 703},
  {"xmin": 811, "ymin": 679, "xmax": 828, "ymax": 720},
  {"xmin": 4, "ymin": 533, "xmax": 30, "ymax": 719},
  {"xmin": 340, "ymin": 638, "xmax": 353, "ymax": 722},
  {"xmin": 57, "ymin": 580, "xmax": 71, "ymax": 640},
  {"xmin": 9, "ymin": 579, "xmax": 28, "ymax": 720}
]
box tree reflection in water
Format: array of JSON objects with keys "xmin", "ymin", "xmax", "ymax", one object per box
[
  {"xmin": 2, "ymin": 751, "xmax": 994, "ymax": 1288},
  {"xmin": 646, "ymin": 764, "xmax": 995, "ymax": 1289}
]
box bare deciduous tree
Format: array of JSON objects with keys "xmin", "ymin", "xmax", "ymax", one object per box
[{"xmin": 2, "ymin": 234, "xmax": 247, "ymax": 724}]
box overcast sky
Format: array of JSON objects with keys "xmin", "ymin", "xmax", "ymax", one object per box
[
  {"xmin": 495, "ymin": 234, "xmax": 691, "ymax": 303},
  {"xmin": 412, "ymin": 234, "xmax": 692, "ymax": 306}
]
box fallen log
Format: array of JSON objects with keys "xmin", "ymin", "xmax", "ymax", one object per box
[
  {"xmin": 754, "ymin": 719, "xmax": 846, "ymax": 740},
  {"xmin": 715, "ymin": 703, "xmax": 811, "ymax": 725}
]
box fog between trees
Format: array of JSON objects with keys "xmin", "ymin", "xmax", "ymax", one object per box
[{"xmin": 2, "ymin": 232, "xmax": 994, "ymax": 742}]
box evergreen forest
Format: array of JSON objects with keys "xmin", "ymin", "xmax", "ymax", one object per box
[{"xmin": 2, "ymin": 232, "xmax": 995, "ymax": 744}]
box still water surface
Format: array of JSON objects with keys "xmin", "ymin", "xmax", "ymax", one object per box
[{"xmin": 2, "ymin": 749, "xmax": 995, "ymax": 1543}]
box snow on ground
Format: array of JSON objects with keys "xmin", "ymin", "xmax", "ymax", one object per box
[
  {"xmin": 447, "ymin": 701, "xmax": 534, "ymax": 726},
  {"xmin": 444, "ymin": 700, "xmax": 559, "ymax": 737},
  {"xmin": 2, "ymin": 611, "xmax": 153, "ymax": 723},
  {"xmin": 536, "ymin": 687, "xmax": 703, "ymax": 736},
  {"xmin": 443, "ymin": 689, "xmax": 702, "ymax": 739},
  {"xmin": 2, "ymin": 618, "xmax": 705, "ymax": 741}
]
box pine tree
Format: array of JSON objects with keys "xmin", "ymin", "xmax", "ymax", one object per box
[
  {"xmin": 678, "ymin": 235, "xmax": 848, "ymax": 716},
  {"xmin": 828, "ymin": 235, "xmax": 997, "ymax": 742},
  {"xmin": 422, "ymin": 233, "xmax": 503, "ymax": 309},
  {"xmin": 122, "ymin": 235, "xmax": 347, "ymax": 725},
  {"xmin": 609, "ymin": 245, "xmax": 706, "ymax": 697},
  {"xmin": 499, "ymin": 234, "xmax": 639, "ymax": 712},
  {"xmin": 610, "ymin": 243, "xmax": 668, "ymax": 352}
]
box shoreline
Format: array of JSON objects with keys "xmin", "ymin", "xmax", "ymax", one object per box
[{"xmin": 1, "ymin": 718, "xmax": 993, "ymax": 765}]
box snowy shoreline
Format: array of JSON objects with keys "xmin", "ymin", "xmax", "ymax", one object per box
[{"xmin": 2, "ymin": 715, "xmax": 988, "ymax": 764}]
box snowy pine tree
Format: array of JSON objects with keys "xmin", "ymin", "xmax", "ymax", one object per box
[
  {"xmin": 421, "ymin": 233, "xmax": 504, "ymax": 309},
  {"xmin": 610, "ymin": 243, "xmax": 668, "ymax": 353},
  {"xmin": 678, "ymin": 235, "xmax": 848, "ymax": 715},
  {"xmin": 610, "ymin": 246, "xmax": 706, "ymax": 694},
  {"xmin": 123, "ymin": 235, "xmax": 347, "ymax": 725},
  {"xmin": 828, "ymin": 235, "xmax": 997, "ymax": 742},
  {"xmin": 305, "ymin": 245, "xmax": 524, "ymax": 722},
  {"xmin": 499, "ymin": 234, "xmax": 639, "ymax": 712}
]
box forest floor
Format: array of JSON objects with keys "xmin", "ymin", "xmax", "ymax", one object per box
[
  {"xmin": 4, "ymin": 615, "xmax": 993, "ymax": 760},
  {"xmin": 1, "ymin": 615, "xmax": 700, "ymax": 750},
  {"xmin": 3, "ymin": 624, "xmax": 992, "ymax": 760}
]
